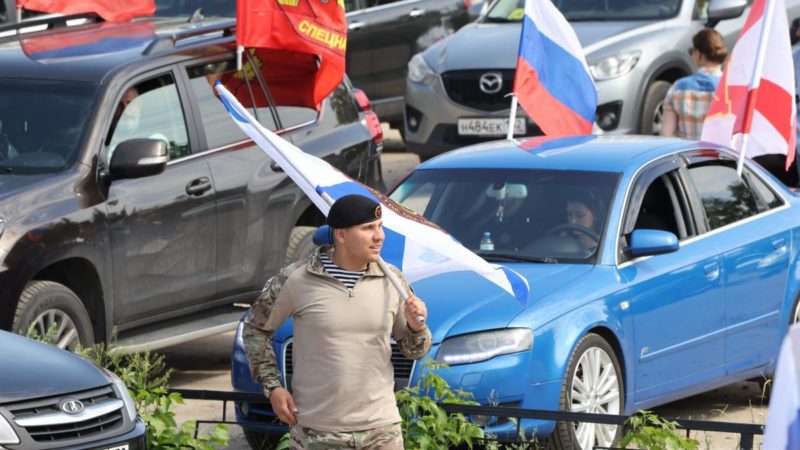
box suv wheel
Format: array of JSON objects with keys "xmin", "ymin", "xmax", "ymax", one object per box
[
  {"xmin": 639, "ymin": 80, "xmax": 671, "ymax": 135},
  {"xmin": 284, "ymin": 226, "xmax": 317, "ymax": 265},
  {"xmin": 549, "ymin": 333, "xmax": 624, "ymax": 450},
  {"xmin": 13, "ymin": 281, "xmax": 94, "ymax": 350}
]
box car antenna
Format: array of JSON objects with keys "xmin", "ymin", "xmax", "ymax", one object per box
[{"xmin": 189, "ymin": 8, "xmax": 204, "ymax": 23}]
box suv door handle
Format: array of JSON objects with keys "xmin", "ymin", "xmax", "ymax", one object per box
[
  {"xmin": 348, "ymin": 21, "xmax": 365, "ymax": 31},
  {"xmin": 772, "ymin": 238, "xmax": 787, "ymax": 253},
  {"xmin": 409, "ymin": 8, "xmax": 426, "ymax": 18},
  {"xmin": 186, "ymin": 177, "xmax": 212, "ymax": 196}
]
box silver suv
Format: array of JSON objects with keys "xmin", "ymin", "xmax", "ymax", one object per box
[{"xmin": 404, "ymin": 0, "xmax": 800, "ymax": 159}]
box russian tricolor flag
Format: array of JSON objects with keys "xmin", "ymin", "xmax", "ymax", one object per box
[{"xmin": 513, "ymin": 0, "xmax": 597, "ymax": 136}]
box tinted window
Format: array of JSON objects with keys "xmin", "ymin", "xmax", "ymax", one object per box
[
  {"xmin": 748, "ymin": 169, "xmax": 784, "ymax": 210},
  {"xmin": 391, "ymin": 169, "xmax": 618, "ymax": 264},
  {"xmin": 155, "ymin": 0, "xmax": 235, "ymax": 17},
  {"xmin": 188, "ymin": 61, "xmax": 250, "ymax": 148},
  {"xmin": 486, "ymin": 0, "xmax": 680, "ymax": 21},
  {"xmin": 0, "ymin": 1, "xmax": 6, "ymax": 23},
  {"xmin": 106, "ymin": 74, "xmax": 190, "ymax": 161},
  {"xmin": 0, "ymin": 79, "xmax": 96, "ymax": 174},
  {"xmin": 688, "ymin": 162, "xmax": 760, "ymax": 230}
]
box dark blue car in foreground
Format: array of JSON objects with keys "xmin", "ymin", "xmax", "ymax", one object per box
[
  {"xmin": 0, "ymin": 330, "xmax": 145, "ymax": 449},
  {"xmin": 232, "ymin": 135, "xmax": 800, "ymax": 449}
]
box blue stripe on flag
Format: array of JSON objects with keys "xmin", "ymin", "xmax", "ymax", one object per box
[
  {"xmin": 518, "ymin": 16, "xmax": 596, "ymax": 124},
  {"xmin": 501, "ymin": 266, "xmax": 529, "ymax": 306},
  {"xmin": 381, "ymin": 228, "xmax": 406, "ymax": 271},
  {"xmin": 216, "ymin": 81, "xmax": 249, "ymax": 123},
  {"xmin": 316, "ymin": 182, "xmax": 379, "ymax": 202}
]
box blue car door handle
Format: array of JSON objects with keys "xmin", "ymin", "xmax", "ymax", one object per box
[
  {"xmin": 772, "ymin": 238, "xmax": 787, "ymax": 253},
  {"xmin": 704, "ymin": 262, "xmax": 720, "ymax": 281}
]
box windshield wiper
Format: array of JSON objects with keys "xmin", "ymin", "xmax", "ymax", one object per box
[
  {"xmin": 475, "ymin": 251, "xmax": 558, "ymax": 263},
  {"xmin": 483, "ymin": 16, "xmax": 517, "ymax": 23}
]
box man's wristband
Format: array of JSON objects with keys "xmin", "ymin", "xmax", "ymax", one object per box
[{"xmin": 264, "ymin": 384, "xmax": 281, "ymax": 398}]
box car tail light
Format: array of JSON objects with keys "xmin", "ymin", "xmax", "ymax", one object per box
[
  {"xmin": 364, "ymin": 111, "xmax": 383, "ymax": 146},
  {"xmin": 464, "ymin": 0, "xmax": 471, "ymax": 9},
  {"xmin": 352, "ymin": 88, "xmax": 372, "ymax": 111}
]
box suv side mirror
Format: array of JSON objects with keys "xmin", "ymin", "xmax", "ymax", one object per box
[
  {"xmin": 706, "ymin": 0, "xmax": 747, "ymax": 27},
  {"xmin": 109, "ymin": 138, "xmax": 168, "ymax": 180},
  {"xmin": 626, "ymin": 229, "xmax": 679, "ymax": 258}
]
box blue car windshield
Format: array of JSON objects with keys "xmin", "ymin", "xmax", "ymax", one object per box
[
  {"xmin": 390, "ymin": 168, "xmax": 619, "ymax": 264},
  {"xmin": 0, "ymin": 79, "xmax": 96, "ymax": 174},
  {"xmin": 485, "ymin": 0, "xmax": 681, "ymax": 22}
]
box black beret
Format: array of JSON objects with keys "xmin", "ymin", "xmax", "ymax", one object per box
[{"xmin": 326, "ymin": 194, "xmax": 382, "ymax": 228}]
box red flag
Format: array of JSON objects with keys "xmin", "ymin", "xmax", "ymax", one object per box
[
  {"xmin": 701, "ymin": 0, "xmax": 797, "ymax": 170},
  {"xmin": 17, "ymin": 0, "xmax": 155, "ymax": 22},
  {"xmin": 221, "ymin": 48, "xmax": 319, "ymax": 108},
  {"xmin": 236, "ymin": 0, "xmax": 347, "ymax": 108}
]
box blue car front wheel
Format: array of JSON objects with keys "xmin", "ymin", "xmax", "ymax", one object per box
[{"xmin": 549, "ymin": 333, "xmax": 624, "ymax": 450}]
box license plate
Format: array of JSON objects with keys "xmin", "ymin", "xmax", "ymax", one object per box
[
  {"xmin": 104, "ymin": 445, "xmax": 129, "ymax": 450},
  {"xmin": 457, "ymin": 118, "xmax": 526, "ymax": 136}
]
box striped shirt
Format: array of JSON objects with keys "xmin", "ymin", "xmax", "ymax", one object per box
[
  {"xmin": 664, "ymin": 66, "xmax": 722, "ymax": 140},
  {"xmin": 320, "ymin": 253, "xmax": 365, "ymax": 292}
]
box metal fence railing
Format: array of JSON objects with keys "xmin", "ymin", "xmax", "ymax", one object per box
[{"xmin": 170, "ymin": 389, "xmax": 764, "ymax": 450}]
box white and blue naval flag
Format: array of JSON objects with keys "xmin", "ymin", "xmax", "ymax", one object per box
[
  {"xmin": 214, "ymin": 82, "xmax": 529, "ymax": 305},
  {"xmin": 765, "ymin": 324, "xmax": 800, "ymax": 449}
]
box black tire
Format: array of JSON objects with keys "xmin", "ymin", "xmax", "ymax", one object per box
[
  {"xmin": 13, "ymin": 280, "xmax": 94, "ymax": 350},
  {"xmin": 243, "ymin": 429, "xmax": 283, "ymax": 450},
  {"xmin": 284, "ymin": 226, "xmax": 317, "ymax": 265},
  {"xmin": 549, "ymin": 333, "xmax": 625, "ymax": 450},
  {"xmin": 639, "ymin": 80, "xmax": 672, "ymax": 135}
]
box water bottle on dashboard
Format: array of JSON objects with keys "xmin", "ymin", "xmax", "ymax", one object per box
[{"xmin": 480, "ymin": 231, "xmax": 494, "ymax": 251}]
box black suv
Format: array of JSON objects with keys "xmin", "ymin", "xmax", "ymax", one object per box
[
  {"xmin": 154, "ymin": 0, "xmax": 472, "ymax": 132},
  {"xmin": 0, "ymin": 331, "xmax": 146, "ymax": 449},
  {"xmin": 0, "ymin": 14, "xmax": 384, "ymax": 351}
]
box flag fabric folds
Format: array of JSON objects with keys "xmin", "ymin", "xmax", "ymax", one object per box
[
  {"xmin": 512, "ymin": 0, "xmax": 597, "ymax": 136},
  {"xmin": 221, "ymin": 49, "xmax": 319, "ymax": 109},
  {"xmin": 764, "ymin": 324, "xmax": 800, "ymax": 449},
  {"xmin": 236, "ymin": 0, "xmax": 347, "ymax": 108},
  {"xmin": 214, "ymin": 82, "xmax": 530, "ymax": 305},
  {"xmin": 700, "ymin": 0, "xmax": 797, "ymax": 170},
  {"xmin": 17, "ymin": 0, "xmax": 155, "ymax": 22}
]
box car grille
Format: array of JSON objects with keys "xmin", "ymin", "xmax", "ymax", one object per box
[
  {"xmin": 283, "ymin": 340, "xmax": 415, "ymax": 389},
  {"xmin": 441, "ymin": 70, "xmax": 516, "ymax": 111},
  {"xmin": 5, "ymin": 385, "xmax": 125, "ymax": 444}
]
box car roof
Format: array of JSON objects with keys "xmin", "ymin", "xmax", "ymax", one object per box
[
  {"xmin": 0, "ymin": 15, "xmax": 234, "ymax": 83},
  {"xmin": 418, "ymin": 135, "xmax": 703, "ymax": 174}
]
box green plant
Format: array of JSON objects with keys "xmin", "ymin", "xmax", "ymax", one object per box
[
  {"xmin": 26, "ymin": 327, "xmax": 229, "ymax": 449},
  {"xmin": 620, "ymin": 410, "xmax": 699, "ymax": 450},
  {"xmin": 396, "ymin": 359, "xmax": 486, "ymax": 449}
]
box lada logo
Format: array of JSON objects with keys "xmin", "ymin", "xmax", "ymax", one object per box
[
  {"xmin": 59, "ymin": 398, "xmax": 84, "ymax": 415},
  {"xmin": 479, "ymin": 72, "xmax": 503, "ymax": 94}
]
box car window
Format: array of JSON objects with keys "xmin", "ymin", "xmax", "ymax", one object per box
[
  {"xmin": 747, "ymin": 168, "xmax": 784, "ymax": 210},
  {"xmin": 277, "ymin": 105, "xmax": 318, "ymax": 129},
  {"xmin": 0, "ymin": 79, "xmax": 96, "ymax": 174},
  {"xmin": 687, "ymin": 161, "xmax": 760, "ymax": 230},
  {"xmin": 155, "ymin": 0, "xmax": 236, "ymax": 17},
  {"xmin": 391, "ymin": 168, "xmax": 619, "ymax": 264},
  {"xmin": 106, "ymin": 74, "xmax": 190, "ymax": 162},
  {"xmin": 0, "ymin": 1, "xmax": 6, "ymax": 24},
  {"xmin": 187, "ymin": 61, "xmax": 253, "ymax": 149},
  {"xmin": 486, "ymin": 0, "xmax": 680, "ymax": 21}
]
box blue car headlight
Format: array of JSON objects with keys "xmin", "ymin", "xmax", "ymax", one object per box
[{"xmin": 435, "ymin": 328, "xmax": 533, "ymax": 365}]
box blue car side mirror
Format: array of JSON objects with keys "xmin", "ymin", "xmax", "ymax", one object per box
[
  {"xmin": 313, "ymin": 225, "xmax": 333, "ymax": 246},
  {"xmin": 627, "ymin": 229, "xmax": 679, "ymax": 258}
]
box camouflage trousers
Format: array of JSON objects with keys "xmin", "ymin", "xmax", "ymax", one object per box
[{"xmin": 290, "ymin": 423, "xmax": 404, "ymax": 449}]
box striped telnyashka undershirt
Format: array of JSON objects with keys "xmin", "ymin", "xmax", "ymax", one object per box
[{"xmin": 320, "ymin": 253, "xmax": 365, "ymax": 293}]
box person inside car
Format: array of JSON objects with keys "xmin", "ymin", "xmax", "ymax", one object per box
[{"xmin": 556, "ymin": 190, "xmax": 603, "ymax": 254}]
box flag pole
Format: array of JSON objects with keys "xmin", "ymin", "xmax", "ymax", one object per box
[
  {"xmin": 507, "ymin": 94, "xmax": 519, "ymax": 140},
  {"xmin": 736, "ymin": 0, "xmax": 776, "ymax": 176},
  {"xmin": 236, "ymin": 45, "xmax": 244, "ymax": 72}
]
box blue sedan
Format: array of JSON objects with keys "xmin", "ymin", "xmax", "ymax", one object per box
[{"xmin": 231, "ymin": 135, "xmax": 800, "ymax": 450}]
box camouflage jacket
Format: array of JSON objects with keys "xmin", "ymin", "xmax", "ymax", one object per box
[{"xmin": 242, "ymin": 246, "xmax": 433, "ymax": 393}]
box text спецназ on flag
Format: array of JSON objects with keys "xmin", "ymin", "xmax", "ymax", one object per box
[
  {"xmin": 213, "ymin": 82, "xmax": 530, "ymax": 305},
  {"xmin": 510, "ymin": 0, "xmax": 597, "ymax": 137},
  {"xmin": 236, "ymin": 0, "xmax": 347, "ymax": 109},
  {"xmin": 700, "ymin": 0, "xmax": 796, "ymax": 173},
  {"xmin": 16, "ymin": 0, "xmax": 155, "ymax": 22}
]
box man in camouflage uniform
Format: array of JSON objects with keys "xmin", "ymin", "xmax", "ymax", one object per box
[{"xmin": 244, "ymin": 195, "xmax": 432, "ymax": 449}]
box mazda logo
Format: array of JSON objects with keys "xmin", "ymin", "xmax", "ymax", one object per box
[
  {"xmin": 479, "ymin": 72, "xmax": 503, "ymax": 94},
  {"xmin": 59, "ymin": 398, "xmax": 84, "ymax": 415}
]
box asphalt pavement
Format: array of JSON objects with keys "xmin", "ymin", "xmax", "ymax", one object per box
[{"xmin": 162, "ymin": 126, "xmax": 770, "ymax": 450}]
